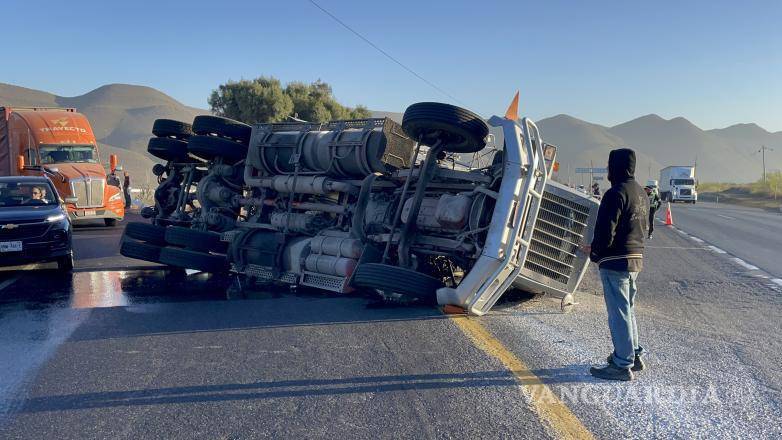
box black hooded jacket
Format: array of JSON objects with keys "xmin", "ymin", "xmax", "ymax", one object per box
[{"xmin": 589, "ymin": 148, "xmax": 648, "ymax": 272}]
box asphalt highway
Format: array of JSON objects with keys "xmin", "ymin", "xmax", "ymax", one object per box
[
  {"xmin": 667, "ymin": 201, "xmax": 782, "ymax": 278},
  {"xmin": 0, "ymin": 211, "xmax": 780, "ymax": 438}
]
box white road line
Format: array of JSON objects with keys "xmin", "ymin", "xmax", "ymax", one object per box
[
  {"xmin": 772, "ymin": 279, "xmax": 782, "ymax": 287},
  {"xmin": 717, "ymin": 214, "xmax": 736, "ymax": 220},
  {"xmin": 0, "ymin": 274, "xmax": 20, "ymax": 292},
  {"xmin": 708, "ymin": 246, "xmax": 727, "ymax": 254},
  {"xmin": 690, "ymin": 236, "xmax": 704, "ymax": 243},
  {"xmin": 732, "ymin": 258, "xmax": 759, "ymax": 271},
  {"xmin": 676, "ymin": 228, "xmax": 688, "ymax": 235}
]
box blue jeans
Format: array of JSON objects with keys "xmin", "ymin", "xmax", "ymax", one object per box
[{"xmin": 599, "ymin": 269, "xmax": 645, "ymax": 369}]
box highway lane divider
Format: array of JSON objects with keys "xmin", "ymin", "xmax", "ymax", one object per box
[
  {"xmin": 656, "ymin": 214, "xmax": 781, "ymax": 291},
  {"xmin": 449, "ymin": 315, "xmax": 595, "ymax": 440}
]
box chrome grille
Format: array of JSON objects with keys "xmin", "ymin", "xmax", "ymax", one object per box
[
  {"xmin": 679, "ymin": 189, "xmax": 692, "ymax": 196},
  {"xmin": 517, "ymin": 181, "xmax": 599, "ymax": 295},
  {"xmin": 70, "ymin": 178, "xmax": 105, "ymax": 208},
  {"xmin": 0, "ymin": 222, "xmax": 51, "ymax": 240}
]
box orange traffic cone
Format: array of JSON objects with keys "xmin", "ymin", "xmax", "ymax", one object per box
[{"xmin": 665, "ymin": 202, "xmax": 674, "ymax": 226}]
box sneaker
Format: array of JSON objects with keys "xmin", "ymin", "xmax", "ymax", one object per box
[
  {"xmin": 647, "ymin": 234, "xmax": 653, "ymax": 240},
  {"xmin": 606, "ymin": 354, "xmax": 645, "ymax": 372},
  {"xmin": 590, "ymin": 363, "xmax": 633, "ymax": 381}
]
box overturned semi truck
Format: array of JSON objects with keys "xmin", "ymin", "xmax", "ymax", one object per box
[{"xmin": 121, "ymin": 98, "xmax": 599, "ymax": 315}]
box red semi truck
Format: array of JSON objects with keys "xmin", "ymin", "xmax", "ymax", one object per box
[{"xmin": 0, "ymin": 107, "xmax": 125, "ymax": 225}]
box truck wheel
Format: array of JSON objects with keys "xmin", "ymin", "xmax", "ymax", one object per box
[
  {"xmin": 159, "ymin": 247, "xmax": 229, "ymax": 273},
  {"xmin": 124, "ymin": 222, "xmax": 167, "ymax": 246},
  {"xmin": 104, "ymin": 218, "xmax": 118, "ymax": 227},
  {"xmin": 120, "ymin": 239, "xmax": 163, "ymax": 263},
  {"xmin": 402, "ymin": 102, "xmax": 489, "ymax": 153},
  {"xmin": 192, "ymin": 116, "xmax": 252, "ymax": 145},
  {"xmin": 352, "ymin": 263, "xmax": 444, "ymax": 302},
  {"xmin": 152, "ymin": 119, "xmax": 193, "ymax": 139},
  {"xmin": 57, "ymin": 254, "xmax": 74, "ymax": 272},
  {"xmin": 148, "ymin": 137, "xmax": 189, "ymax": 162},
  {"xmin": 187, "ymin": 135, "xmax": 248, "ymax": 162},
  {"xmin": 165, "ymin": 226, "xmax": 228, "ymax": 253}
]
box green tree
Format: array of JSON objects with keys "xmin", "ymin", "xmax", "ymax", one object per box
[
  {"xmin": 209, "ymin": 76, "xmax": 370, "ymax": 124},
  {"xmin": 209, "ymin": 77, "xmax": 293, "ymax": 124}
]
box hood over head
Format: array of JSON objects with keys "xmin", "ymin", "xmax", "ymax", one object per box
[{"xmin": 607, "ymin": 148, "xmax": 636, "ymax": 184}]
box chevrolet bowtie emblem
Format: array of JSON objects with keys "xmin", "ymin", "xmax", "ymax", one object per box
[{"xmin": 1, "ymin": 224, "xmax": 19, "ymax": 230}]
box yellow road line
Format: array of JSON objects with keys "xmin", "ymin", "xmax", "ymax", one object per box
[{"xmin": 450, "ymin": 315, "xmax": 595, "ymax": 440}]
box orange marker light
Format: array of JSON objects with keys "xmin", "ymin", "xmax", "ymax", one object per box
[{"xmin": 504, "ymin": 91, "xmax": 520, "ymax": 121}]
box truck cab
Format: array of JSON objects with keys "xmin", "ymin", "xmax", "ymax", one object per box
[
  {"xmin": 0, "ymin": 107, "xmax": 125, "ymax": 226},
  {"xmin": 659, "ymin": 166, "xmax": 697, "ymax": 203}
]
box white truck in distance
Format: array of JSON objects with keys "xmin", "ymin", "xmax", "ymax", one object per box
[{"xmin": 659, "ymin": 166, "xmax": 697, "ymax": 203}]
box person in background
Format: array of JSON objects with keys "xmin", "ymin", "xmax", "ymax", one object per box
[
  {"xmin": 581, "ymin": 148, "xmax": 649, "ymax": 381},
  {"xmin": 592, "ymin": 182, "xmax": 601, "ymax": 198},
  {"xmin": 645, "ymin": 185, "xmax": 661, "ymax": 239},
  {"xmin": 30, "ymin": 186, "xmax": 46, "ymax": 201},
  {"xmin": 107, "ymin": 170, "xmax": 121, "ymax": 188},
  {"xmin": 123, "ymin": 171, "xmax": 131, "ymax": 209}
]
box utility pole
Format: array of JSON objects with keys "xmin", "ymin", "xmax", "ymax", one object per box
[{"xmin": 758, "ymin": 146, "xmax": 774, "ymax": 183}]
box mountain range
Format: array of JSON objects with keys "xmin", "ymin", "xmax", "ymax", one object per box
[
  {"xmin": 0, "ymin": 83, "xmax": 207, "ymax": 186},
  {"xmin": 2, "ymin": 82, "xmax": 779, "ymax": 184}
]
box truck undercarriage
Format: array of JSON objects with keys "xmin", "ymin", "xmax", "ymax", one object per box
[{"xmin": 121, "ymin": 100, "xmax": 598, "ymax": 315}]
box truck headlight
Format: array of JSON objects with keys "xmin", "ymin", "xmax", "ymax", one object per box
[{"xmin": 109, "ymin": 192, "xmax": 123, "ymax": 202}]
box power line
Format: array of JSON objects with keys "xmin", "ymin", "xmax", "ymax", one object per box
[{"xmin": 307, "ymin": 0, "xmax": 469, "ymax": 107}]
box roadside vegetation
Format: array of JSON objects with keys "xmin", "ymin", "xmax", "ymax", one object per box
[
  {"xmin": 699, "ymin": 171, "xmax": 782, "ymax": 210},
  {"xmin": 208, "ymin": 76, "xmax": 371, "ymax": 124}
]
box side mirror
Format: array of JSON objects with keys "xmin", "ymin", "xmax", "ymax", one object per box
[
  {"xmin": 109, "ymin": 154, "xmax": 118, "ymax": 173},
  {"xmin": 16, "ymin": 155, "xmax": 25, "ymax": 171},
  {"xmin": 64, "ymin": 197, "xmax": 79, "ymax": 204}
]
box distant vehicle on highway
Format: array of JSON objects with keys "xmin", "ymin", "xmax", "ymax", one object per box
[
  {"xmin": 0, "ymin": 106, "xmax": 125, "ymax": 226},
  {"xmin": 659, "ymin": 166, "xmax": 697, "ymax": 203},
  {"xmin": 0, "ymin": 176, "xmax": 73, "ymax": 271}
]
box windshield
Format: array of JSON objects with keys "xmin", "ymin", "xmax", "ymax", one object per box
[
  {"xmin": 40, "ymin": 144, "xmax": 99, "ymax": 164},
  {"xmin": 0, "ymin": 182, "xmax": 58, "ymax": 207},
  {"xmin": 672, "ymin": 179, "xmax": 695, "ymax": 186}
]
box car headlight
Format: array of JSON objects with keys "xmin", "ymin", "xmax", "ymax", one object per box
[
  {"xmin": 109, "ymin": 192, "xmax": 123, "ymax": 202},
  {"xmin": 46, "ymin": 213, "xmax": 67, "ymax": 222}
]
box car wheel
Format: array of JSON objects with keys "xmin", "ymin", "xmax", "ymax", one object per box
[
  {"xmin": 165, "ymin": 226, "xmax": 228, "ymax": 253},
  {"xmin": 57, "ymin": 254, "xmax": 74, "ymax": 271},
  {"xmin": 104, "ymin": 218, "xmax": 118, "ymax": 227},
  {"xmin": 351, "ymin": 263, "xmax": 444, "ymax": 302},
  {"xmin": 124, "ymin": 222, "xmax": 167, "ymax": 246},
  {"xmin": 187, "ymin": 135, "xmax": 249, "ymax": 162},
  {"xmin": 192, "ymin": 116, "xmax": 252, "ymax": 145},
  {"xmin": 120, "ymin": 239, "xmax": 163, "ymax": 263},
  {"xmin": 152, "ymin": 119, "xmax": 193, "ymax": 139},
  {"xmin": 402, "ymin": 102, "xmax": 489, "ymax": 153},
  {"xmin": 148, "ymin": 137, "xmax": 189, "ymax": 162},
  {"xmin": 159, "ymin": 247, "xmax": 229, "ymax": 273}
]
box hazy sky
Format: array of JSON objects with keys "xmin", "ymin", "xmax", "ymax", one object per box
[{"xmin": 3, "ymin": 0, "xmax": 781, "ymax": 130}]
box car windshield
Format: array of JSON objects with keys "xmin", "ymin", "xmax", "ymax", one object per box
[
  {"xmin": 39, "ymin": 144, "xmax": 99, "ymax": 164},
  {"xmin": 0, "ymin": 182, "xmax": 58, "ymax": 207},
  {"xmin": 673, "ymin": 179, "xmax": 695, "ymax": 185}
]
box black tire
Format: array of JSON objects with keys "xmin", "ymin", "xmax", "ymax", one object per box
[
  {"xmin": 402, "ymin": 102, "xmax": 489, "ymax": 153},
  {"xmin": 57, "ymin": 254, "xmax": 74, "ymax": 271},
  {"xmin": 192, "ymin": 116, "xmax": 252, "ymax": 145},
  {"xmin": 187, "ymin": 135, "xmax": 248, "ymax": 162},
  {"xmin": 148, "ymin": 137, "xmax": 189, "ymax": 162},
  {"xmin": 120, "ymin": 239, "xmax": 163, "ymax": 263},
  {"xmin": 124, "ymin": 222, "xmax": 167, "ymax": 246},
  {"xmin": 352, "ymin": 263, "xmax": 444, "ymax": 301},
  {"xmin": 159, "ymin": 247, "xmax": 229, "ymax": 273},
  {"xmin": 152, "ymin": 119, "xmax": 193, "ymax": 139},
  {"xmin": 104, "ymin": 218, "xmax": 118, "ymax": 227},
  {"xmin": 165, "ymin": 226, "xmax": 228, "ymax": 253}
]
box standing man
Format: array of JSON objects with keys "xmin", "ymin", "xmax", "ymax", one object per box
[
  {"xmin": 582, "ymin": 148, "xmax": 649, "ymax": 381},
  {"xmin": 123, "ymin": 171, "xmax": 131, "ymax": 209},
  {"xmin": 645, "ymin": 185, "xmax": 661, "ymax": 240}
]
